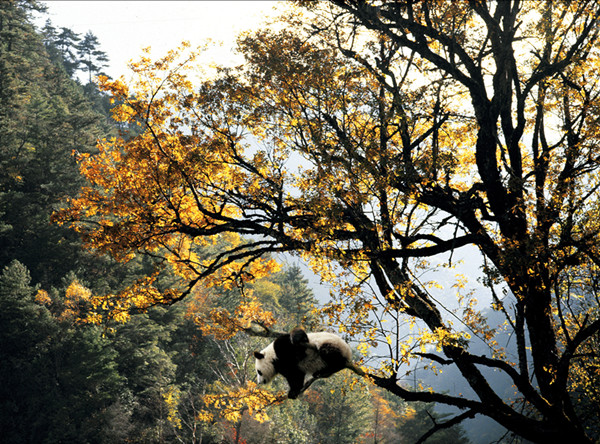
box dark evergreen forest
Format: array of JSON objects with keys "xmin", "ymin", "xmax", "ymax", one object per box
[{"xmin": 0, "ymin": 2, "xmax": 472, "ymax": 442}]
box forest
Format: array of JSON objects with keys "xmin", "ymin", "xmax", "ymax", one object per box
[{"xmin": 2, "ymin": 1, "xmax": 600, "ymax": 443}]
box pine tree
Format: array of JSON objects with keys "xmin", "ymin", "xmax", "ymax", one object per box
[
  {"xmin": 0, "ymin": 261, "xmax": 55, "ymax": 443},
  {"xmin": 40, "ymin": 18, "xmax": 61, "ymax": 64},
  {"xmin": 0, "ymin": 262, "xmax": 129, "ymax": 443},
  {"xmin": 77, "ymin": 31, "xmax": 108, "ymax": 84},
  {"xmin": 274, "ymin": 264, "xmax": 318, "ymax": 327},
  {"xmin": 0, "ymin": 0, "xmax": 114, "ymax": 287},
  {"xmin": 54, "ymin": 26, "xmax": 80, "ymax": 77}
]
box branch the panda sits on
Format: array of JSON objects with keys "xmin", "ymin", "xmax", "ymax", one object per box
[{"xmin": 253, "ymin": 328, "xmax": 364, "ymax": 399}]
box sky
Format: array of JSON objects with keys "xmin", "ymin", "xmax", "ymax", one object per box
[{"xmin": 36, "ymin": 1, "xmax": 287, "ymax": 80}]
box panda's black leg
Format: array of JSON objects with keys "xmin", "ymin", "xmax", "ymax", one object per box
[
  {"xmin": 317, "ymin": 343, "xmax": 347, "ymax": 377},
  {"xmin": 288, "ymin": 387, "xmax": 302, "ymax": 399},
  {"xmin": 285, "ymin": 370, "xmax": 306, "ymax": 399}
]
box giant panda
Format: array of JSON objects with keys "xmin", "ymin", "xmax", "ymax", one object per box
[{"xmin": 253, "ymin": 328, "xmax": 364, "ymax": 399}]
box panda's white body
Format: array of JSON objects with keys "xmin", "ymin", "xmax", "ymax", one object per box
[
  {"xmin": 254, "ymin": 329, "xmax": 360, "ymax": 398},
  {"xmin": 256, "ymin": 332, "xmax": 352, "ymax": 384}
]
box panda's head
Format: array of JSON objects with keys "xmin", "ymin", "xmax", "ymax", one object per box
[{"xmin": 254, "ymin": 343, "xmax": 277, "ymax": 385}]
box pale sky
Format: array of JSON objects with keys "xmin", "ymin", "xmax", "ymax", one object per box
[{"xmin": 36, "ymin": 1, "xmax": 286, "ymax": 79}]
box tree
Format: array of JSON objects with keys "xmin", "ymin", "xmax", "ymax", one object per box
[
  {"xmin": 273, "ymin": 264, "xmax": 319, "ymax": 328},
  {"xmin": 306, "ymin": 374, "xmax": 374, "ymax": 444},
  {"xmin": 55, "ymin": 1, "xmax": 600, "ymax": 442},
  {"xmin": 107, "ymin": 306, "xmax": 192, "ymax": 444},
  {"xmin": 0, "ymin": 0, "xmax": 116, "ymax": 288},
  {"xmin": 54, "ymin": 26, "xmax": 80, "ymax": 77},
  {"xmin": 0, "ymin": 261, "xmax": 56, "ymax": 443},
  {"xmin": 77, "ymin": 31, "xmax": 108, "ymax": 84},
  {"xmin": 0, "ymin": 262, "xmax": 128, "ymax": 443}
]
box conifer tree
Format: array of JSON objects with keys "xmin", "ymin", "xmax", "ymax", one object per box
[
  {"xmin": 54, "ymin": 26, "xmax": 80, "ymax": 77},
  {"xmin": 77, "ymin": 31, "xmax": 108, "ymax": 84},
  {"xmin": 0, "ymin": 0, "xmax": 114, "ymax": 287}
]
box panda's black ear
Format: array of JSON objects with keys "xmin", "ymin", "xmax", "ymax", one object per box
[
  {"xmin": 290, "ymin": 328, "xmax": 309, "ymax": 345},
  {"xmin": 254, "ymin": 351, "xmax": 264, "ymax": 359}
]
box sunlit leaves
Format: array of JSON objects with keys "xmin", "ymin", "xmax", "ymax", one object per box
[
  {"xmin": 200, "ymin": 381, "xmax": 283, "ymax": 424},
  {"xmin": 163, "ymin": 386, "xmax": 183, "ymax": 430},
  {"xmin": 196, "ymin": 293, "xmax": 277, "ymax": 340},
  {"xmin": 53, "ymin": 42, "xmax": 290, "ymax": 324}
]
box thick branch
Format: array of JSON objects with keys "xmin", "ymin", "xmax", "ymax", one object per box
[{"xmin": 388, "ymin": 233, "xmax": 479, "ymax": 258}]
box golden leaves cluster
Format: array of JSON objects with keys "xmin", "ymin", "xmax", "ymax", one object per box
[
  {"xmin": 53, "ymin": 42, "xmax": 285, "ymax": 323},
  {"xmin": 200, "ymin": 381, "xmax": 284, "ymax": 424},
  {"xmin": 195, "ymin": 293, "xmax": 277, "ymax": 340},
  {"xmin": 35, "ymin": 280, "xmax": 95, "ymax": 324}
]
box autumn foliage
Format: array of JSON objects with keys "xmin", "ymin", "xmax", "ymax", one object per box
[{"xmin": 53, "ymin": 1, "xmax": 600, "ymax": 442}]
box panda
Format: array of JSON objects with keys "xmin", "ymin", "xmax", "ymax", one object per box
[{"xmin": 254, "ymin": 328, "xmax": 364, "ymax": 399}]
